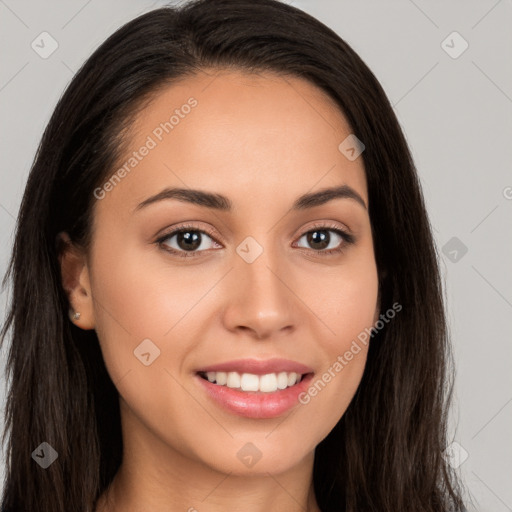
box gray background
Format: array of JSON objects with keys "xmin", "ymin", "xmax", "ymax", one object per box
[{"xmin": 1, "ymin": 1, "xmax": 511, "ymax": 510}]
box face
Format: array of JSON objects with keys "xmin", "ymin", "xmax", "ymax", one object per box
[{"xmin": 61, "ymin": 69, "xmax": 379, "ymax": 477}]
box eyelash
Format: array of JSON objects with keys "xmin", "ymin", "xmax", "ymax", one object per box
[{"xmin": 155, "ymin": 222, "xmax": 355, "ymax": 259}]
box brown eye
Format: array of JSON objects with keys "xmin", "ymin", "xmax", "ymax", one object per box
[
  {"xmin": 156, "ymin": 224, "xmax": 221, "ymax": 258},
  {"xmin": 296, "ymin": 228, "xmax": 346, "ymax": 252},
  {"xmin": 161, "ymin": 229, "xmax": 215, "ymax": 253}
]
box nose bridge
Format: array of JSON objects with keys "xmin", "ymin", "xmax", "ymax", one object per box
[{"xmin": 222, "ymin": 233, "xmax": 295, "ymax": 337}]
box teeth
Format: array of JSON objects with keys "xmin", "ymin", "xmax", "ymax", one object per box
[
  {"xmin": 276, "ymin": 371, "xmax": 289, "ymax": 390},
  {"xmin": 201, "ymin": 371, "xmax": 303, "ymax": 392},
  {"xmin": 216, "ymin": 371, "xmax": 227, "ymax": 385},
  {"xmin": 226, "ymin": 372, "xmax": 241, "ymax": 388},
  {"xmin": 288, "ymin": 372, "xmax": 298, "ymax": 386},
  {"xmin": 259, "ymin": 373, "xmax": 277, "ymax": 392},
  {"xmin": 240, "ymin": 373, "xmax": 259, "ymax": 391}
]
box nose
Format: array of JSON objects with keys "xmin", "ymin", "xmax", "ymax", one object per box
[{"xmin": 221, "ymin": 244, "xmax": 296, "ymax": 340}]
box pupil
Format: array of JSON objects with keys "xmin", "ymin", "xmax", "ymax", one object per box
[
  {"xmin": 308, "ymin": 230, "xmax": 329, "ymax": 250},
  {"xmin": 177, "ymin": 231, "xmax": 201, "ymax": 251}
]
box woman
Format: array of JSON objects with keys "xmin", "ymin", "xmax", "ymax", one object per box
[{"xmin": 0, "ymin": 0, "xmax": 467, "ymax": 510}]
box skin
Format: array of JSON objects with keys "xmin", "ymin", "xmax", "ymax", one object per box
[{"xmin": 59, "ymin": 69, "xmax": 380, "ymax": 512}]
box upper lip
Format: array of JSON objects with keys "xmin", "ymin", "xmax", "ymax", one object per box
[{"xmin": 196, "ymin": 358, "xmax": 314, "ymax": 375}]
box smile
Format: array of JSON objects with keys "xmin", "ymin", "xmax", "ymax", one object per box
[
  {"xmin": 198, "ymin": 370, "xmax": 304, "ymax": 392},
  {"xmin": 196, "ymin": 370, "xmax": 315, "ymax": 419}
]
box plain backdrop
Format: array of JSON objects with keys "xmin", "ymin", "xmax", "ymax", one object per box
[{"xmin": 0, "ymin": 1, "xmax": 511, "ymax": 510}]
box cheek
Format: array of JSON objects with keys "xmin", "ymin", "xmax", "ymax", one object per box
[
  {"xmin": 87, "ymin": 234, "xmax": 177, "ymax": 384},
  {"xmin": 291, "ymin": 251, "xmax": 378, "ymax": 431},
  {"xmin": 87, "ymin": 239, "xmax": 211, "ymax": 456},
  {"xmin": 88, "ymin": 233, "xmax": 226, "ymax": 438},
  {"xmin": 89, "ymin": 232, "xmax": 207, "ymax": 351},
  {"xmin": 305, "ymin": 249, "xmax": 379, "ymax": 354}
]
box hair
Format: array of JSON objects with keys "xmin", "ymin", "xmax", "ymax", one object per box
[{"xmin": 0, "ymin": 0, "xmax": 467, "ymax": 510}]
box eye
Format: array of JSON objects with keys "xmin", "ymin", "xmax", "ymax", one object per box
[
  {"xmin": 156, "ymin": 222, "xmax": 355, "ymax": 259},
  {"xmin": 156, "ymin": 224, "xmax": 221, "ymax": 258},
  {"xmin": 294, "ymin": 223, "xmax": 354, "ymax": 256}
]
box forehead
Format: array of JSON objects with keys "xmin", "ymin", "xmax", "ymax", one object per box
[{"xmin": 98, "ymin": 69, "xmax": 368, "ymax": 214}]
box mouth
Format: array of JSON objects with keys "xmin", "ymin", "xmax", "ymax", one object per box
[
  {"xmin": 195, "ymin": 368, "xmax": 315, "ymax": 419},
  {"xmin": 194, "ymin": 358, "xmax": 315, "ymax": 418},
  {"xmin": 197, "ymin": 370, "xmax": 311, "ymax": 393}
]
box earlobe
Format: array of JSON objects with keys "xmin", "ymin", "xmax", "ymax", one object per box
[{"xmin": 56, "ymin": 231, "xmax": 96, "ymax": 330}]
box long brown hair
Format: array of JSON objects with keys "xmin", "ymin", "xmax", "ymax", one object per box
[{"xmin": 0, "ymin": 1, "xmax": 466, "ymax": 510}]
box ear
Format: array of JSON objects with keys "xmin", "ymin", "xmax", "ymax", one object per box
[{"xmin": 56, "ymin": 231, "xmax": 95, "ymax": 330}]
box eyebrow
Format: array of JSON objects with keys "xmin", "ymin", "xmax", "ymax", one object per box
[{"xmin": 134, "ymin": 184, "xmax": 367, "ymax": 213}]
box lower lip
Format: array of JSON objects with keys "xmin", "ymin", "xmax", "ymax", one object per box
[{"xmin": 196, "ymin": 373, "xmax": 314, "ymax": 419}]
